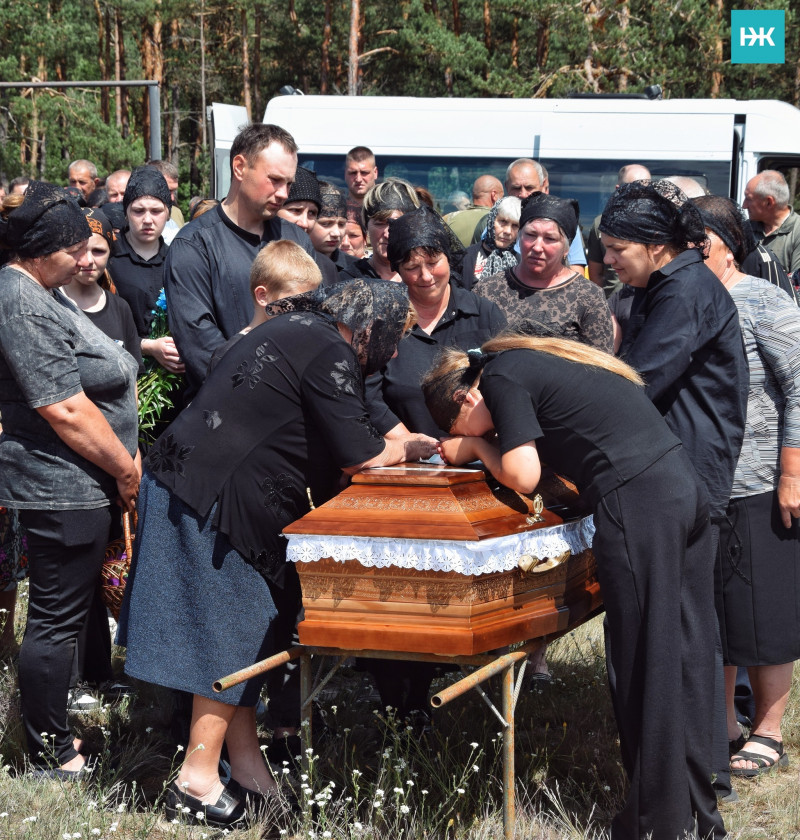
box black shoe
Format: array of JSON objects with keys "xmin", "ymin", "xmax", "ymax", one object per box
[{"xmin": 164, "ymin": 780, "xmax": 246, "ymax": 827}]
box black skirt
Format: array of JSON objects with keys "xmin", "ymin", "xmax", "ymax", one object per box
[{"xmin": 717, "ymin": 488, "xmax": 800, "ymax": 666}]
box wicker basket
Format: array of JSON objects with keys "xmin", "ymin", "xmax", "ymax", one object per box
[{"xmin": 100, "ymin": 512, "xmax": 135, "ymax": 621}]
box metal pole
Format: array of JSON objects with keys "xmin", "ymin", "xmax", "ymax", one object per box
[
  {"xmin": 502, "ymin": 663, "xmax": 515, "ymax": 840},
  {"xmin": 148, "ymin": 83, "xmax": 161, "ymax": 160}
]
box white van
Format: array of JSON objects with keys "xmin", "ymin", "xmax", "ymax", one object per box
[{"xmin": 210, "ymin": 96, "xmax": 800, "ymax": 233}]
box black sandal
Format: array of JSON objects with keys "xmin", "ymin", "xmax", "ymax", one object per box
[
  {"xmin": 730, "ymin": 734, "xmax": 789, "ymax": 777},
  {"xmin": 729, "ymin": 732, "xmax": 746, "ymax": 757}
]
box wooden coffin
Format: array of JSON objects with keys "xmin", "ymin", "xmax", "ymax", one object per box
[{"xmin": 283, "ymin": 464, "xmax": 600, "ymax": 656}]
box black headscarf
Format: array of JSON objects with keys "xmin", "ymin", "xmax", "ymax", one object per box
[
  {"xmin": 0, "ymin": 181, "xmax": 91, "ymax": 258},
  {"xmin": 122, "ymin": 166, "xmax": 172, "ymax": 213},
  {"xmin": 320, "ymin": 278, "xmax": 412, "ymax": 376},
  {"xmin": 83, "ymin": 208, "xmax": 116, "ymax": 247},
  {"xmin": 286, "ymin": 166, "xmax": 322, "ymax": 211},
  {"xmin": 318, "ymin": 185, "xmax": 347, "ymax": 219},
  {"xmin": 599, "ymin": 179, "xmax": 707, "ymax": 251},
  {"xmin": 691, "ymin": 195, "xmax": 754, "ymax": 266},
  {"xmin": 386, "ymin": 205, "xmax": 463, "ymax": 270},
  {"xmin": 102, "ymin": 202, "xmax": 127, "ymax": 232},
  {"xmin": 519, "ymin": 193, "xmax": 579, "ymax": 243}
]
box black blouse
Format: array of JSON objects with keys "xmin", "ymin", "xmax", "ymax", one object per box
[
  {"xmin": 366, "ymin": 283, "xmax": 506, "ymax": 437},
  {"xmin": 479, "ymin": 348, "xmax": 680, "ymax": 508},
  {"xmin": 144, "ymin": 311, "xmax": 385, "ymax": 585}
]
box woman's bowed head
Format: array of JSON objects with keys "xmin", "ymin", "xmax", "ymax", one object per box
[{"xmin": 422, "ymin": 334, "xmax": 643, "ymax": 493}]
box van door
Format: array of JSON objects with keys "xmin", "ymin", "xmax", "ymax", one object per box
[{"xmin": 208, "ymin": 103, "xmax": 249, "ymax": 199}]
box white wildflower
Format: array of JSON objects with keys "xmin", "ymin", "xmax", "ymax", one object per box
[
  {"xmin": 91, "ymin": 830, "xmax": 101, "ymax": 836},
  {"xmin": 400, "ymin": 804, "xmax": 410, "ymax": 814},
  {"xmin": 145, "ymin": 727, "xmax": 153, "ymax": 734},
  {"xmin": 196, "ymin": 811, "xmax": 205, "ymax": 819},
  {"xmin": 470, "ymin": 742, "xmax": 479, "ymax": 749},
  {"xmin": 421, "ymin": 789, "xmax": 429, "ymax": 795},
  {"xmin": 406, "ymin": 780, "xmax": 414, "ymax": 787},
  {"xmin": 330, "ymin": 705, "xmax": 338, "ymax": 714},
  {"xmin": 375, "ymin": 788, "xmax": 385, "ymax": 797},
  {"xmin": 457, "ymin": 788, "xmax": 465, "ymax": 795},
  {"xmin": 472, "ymin": 764, "xmax": 480, "ymax": 772},
  {"xmin": 393, "ymin": 787, "xmax": 403, "ymax": 794}
]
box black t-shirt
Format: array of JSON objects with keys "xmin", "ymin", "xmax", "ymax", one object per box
[
  {"xmin": 478, "ymin": 348, "xmax": 680, "ymax": 507},
  {"xmin": 366, "ymin": 283, "xmax": 506, "ymax": 437},
  {"xmin": 107, "ymin": 233, "xmax": 168, "ymax": 339},
  {"xmin": 144, "ymin": 311, "xmax": 385, "ymax": 585},
  {"xmin": 84, "ymin": 290, "xmax": 144, "ymax": 376}
]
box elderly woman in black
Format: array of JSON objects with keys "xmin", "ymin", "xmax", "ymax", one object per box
[
  {"xmin": 423, "ymin": 335, "xmax": 725, "ymax": 840},
  {"xmin": 0, "ymin": 183, "xmax": 140, "ymax": 776},
  {"xmin": 474, "ymin": 193, "xmax": 613, "ymax": 353},
  {"xmin": 119, "ymin": 276, "xmax": 436, "ymax": 828}
]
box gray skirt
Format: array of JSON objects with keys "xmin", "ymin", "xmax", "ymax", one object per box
[{"xmin": 117, "ymin": 471, "xmax": 279, "ymax": 706}]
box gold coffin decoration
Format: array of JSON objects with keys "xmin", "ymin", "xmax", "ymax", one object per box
[{"xmin": 283, "ymin": 463, "xmax": 601, "ymax": 656}]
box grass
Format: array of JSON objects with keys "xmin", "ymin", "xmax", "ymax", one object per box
[{"xmin": 1, "ymin": 582, "xmax": 799, "ymax": 839}]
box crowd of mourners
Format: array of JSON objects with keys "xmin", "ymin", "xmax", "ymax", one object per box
[{"xmin": 1, "ymin": 123, "xmax": 800, "ymax": 840}]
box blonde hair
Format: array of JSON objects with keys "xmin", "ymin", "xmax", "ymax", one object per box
[
  {"xmin": 249, "ymin": 239, "xmax": 322, "ymax": 300},
  {"xmin": 422, "ymin": 332, "xmax": 643, "ymax": 432},
  {"xmin": 482, "ymin": 334, "xmax": 643, "ymax": 384}
]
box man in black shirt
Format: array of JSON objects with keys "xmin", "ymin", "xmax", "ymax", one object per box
[{"xmin": 165, "ymin": 124, "xmax": 332, "ymax": 397}]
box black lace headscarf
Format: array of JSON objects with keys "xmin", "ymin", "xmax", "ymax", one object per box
[
  {"xmin": 480, "ymin": 196, "xmax": 522, "ymax": 280},
  {"xmin": 690, "ymin": 195, "xmax": 754, "ymax": 266},
  {"xmin": 0, "ymin": 181, "xmax": 91, "ymax": 258},
  {"xmin": 599, "ymin": 179, "xmax": 708, "ymax": 251},
  {"xmin": 385, "ymin": 204, "xmax": 464, "ymax": 271},
  {"xmin": 320, "ymin": 278, "xmax": 413, "ymax": 376},
  {"xmin": 318, "ymin": 184, "xmax": 347, "ymax": 219}
]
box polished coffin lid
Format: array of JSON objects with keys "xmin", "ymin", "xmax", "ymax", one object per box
[{"xmin": 283, "ymin": 462, "xmax": 565, "ymax": 541}]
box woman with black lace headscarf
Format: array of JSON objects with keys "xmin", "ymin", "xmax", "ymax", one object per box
[{"xmin": 118, "ymin": 278, "xmax": 436, "ymax": 829}]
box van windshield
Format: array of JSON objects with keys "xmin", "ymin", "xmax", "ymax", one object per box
[{"xmin": 300, "ymin": 155, "xmax": 731, "ymax": 236}]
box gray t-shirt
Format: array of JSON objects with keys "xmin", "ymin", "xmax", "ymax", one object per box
[{"xmin": 0, "ymin": 266, "xmax": 139, "ymax": 510}]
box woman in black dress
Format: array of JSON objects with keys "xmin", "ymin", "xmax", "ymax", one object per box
[
  {"xmin": 423, "ymin": 335, "xmax": 725, "ymax": 840},
  {"xmin": 119, "ymin": 276, "xmax": 436, "ymax": 828}
]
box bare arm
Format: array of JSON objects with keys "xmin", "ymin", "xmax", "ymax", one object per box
[
  {"xmin": 778, "ymin": 446, "xmax": 800, "ymax": 528},
  {"xmin": 36, "ymin": 392, "xmax": 140, "ymax": 512},
  {"xmin": 439, "ymin": 436, "xmax": 541, "ymax": 494},
  {"xmin": 342, "ymin": 434, "xmax": 438, "ymax": 475}
]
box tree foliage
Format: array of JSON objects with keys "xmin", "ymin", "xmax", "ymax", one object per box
[{"xmin": 0, "ymin": 0, "xmax": 794, "ymax": 201}]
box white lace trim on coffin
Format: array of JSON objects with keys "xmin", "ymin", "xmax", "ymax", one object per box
[{"xmin": 285, "ymin": 516, "xmax": 595, "ymax": 576}]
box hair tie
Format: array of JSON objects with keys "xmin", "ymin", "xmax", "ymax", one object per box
[{"xmin": 467, "ymin": 348, "xmax": 485, "ymax": 370}]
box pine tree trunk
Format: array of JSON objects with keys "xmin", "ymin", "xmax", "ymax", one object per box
[
  {"xmin": 512, "ymin": 14, "xmax": 519, "ymax": 70},
  {"xmin": 253, "ymin": 8, "xmax": 262, "ymax": 117},
  {"xmin": 710, "ymin": 0, "xmax": 723, "ymax": 97},
  {"xmin": 321, "ymin": 0, "xmax": 332, "ymax": 94},
  {"xmin": 617, "ymin": 0, "xmax": 629, "ymax": 91},
  {"xmin": 199, "ymin": 0, "xmax": 207, "ymax": 147},
  {"xmin": 483, "ymin": 0, "xmax": 491, "ymax": 53},
  {"xmin": 140, "ymin": 1, "xmax": 164, "ymax": 157},
  {"xmin": 348, "ymin": 0, "xmax": 360, "ymax": 95},
  {"xmin": 94, "ymin": 0, "xmax": 110, "ymax": 122},
  {"xmin": 241, "ymin": 9, "xmax": 252, "ymax": 119},
  {"xmin": 451, "ymin": 0, "xmax": 460, "ymax": 36}
]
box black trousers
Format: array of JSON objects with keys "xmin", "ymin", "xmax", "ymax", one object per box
[
  {"xmin": 17, "ymin": 506, "xmax": 112, "ymax": 767},
  {"xmin": 593, "ymin": 448, "xmax": 725, "ymax": 840}
]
